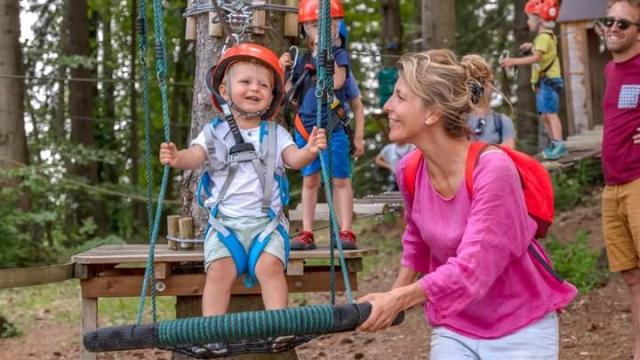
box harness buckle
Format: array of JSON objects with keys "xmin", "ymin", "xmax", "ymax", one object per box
[{"xmin": 227, "ymin": 143, "xmax": 261, "ymax": 164}]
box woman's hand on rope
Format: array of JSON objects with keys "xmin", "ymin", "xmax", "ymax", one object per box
[
  {"xmin": 159, "ymin": 142, "xmax": 179, "ymax": 167},
  {"xmin": 306, "ymin": 127, "xmax": 327, "ymax": 154},
  {"xmin": 357, "ymin": 292, "xmax": 404, "ymax": 332}
]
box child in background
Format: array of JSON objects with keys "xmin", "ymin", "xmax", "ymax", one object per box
[
  {"xmin": 462, "ymin": 54, "xmax": 517, "ymax": 148},
  {"xmin": 500, "ymin": 0, "xmax": 566, "ymax": 159},
  {"xmin": 375, "ymin": 142, "xmax": 415, "ymax": 191},
  {"xmin": 280, "ymin": 0, "xmax": 361, "ymax": 250},
  {"xmin": 159, "ymin": 43, "xmax": 326, "ymax": 355}
]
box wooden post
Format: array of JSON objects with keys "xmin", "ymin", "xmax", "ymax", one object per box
[
  {"xmin": 252, "ymin": 1, "xmax": 267, "ymax": 35},
  {"xmin": 185, "ymin": 1, "xmax": 197, "ymax": 40},
  {"xmin": 284, "ymin": 0, "xmax": 299, "ymax": 37},
  {"xmin": 209, "ymin": 12, "xmax": 224, "ymax": 37},
  {"xmin": 178, "ymin": 217, "xmax": 194, "ymax": 250},
  {"xmin": 81, "ymin": 297, "xmax": 98, "ymax": 360},
  {"xmin": 167, "ymin": 215, "xmax": 180, "ymax": 250}
]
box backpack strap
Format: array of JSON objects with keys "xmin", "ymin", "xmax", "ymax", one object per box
[
  {"xmin": 261, "ymin": 121, "xmax": 278, "ymax": 213},
  {"xmin": 493, "ymin": 112, "xmax": 503, "ymax": 144},
  {"xmin": 403, "ymin": 149, "xmax": 424, "ymax": 200},
  {"xmin": 464, "ymin": 142, "xmax": 492, "ymax": 198},
  {"xmin": 534, "ymin": 32, "xmax": 559, "ymax": 80}
]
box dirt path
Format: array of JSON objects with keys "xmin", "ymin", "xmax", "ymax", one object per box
[{"xmin": 1, "ymin": 196, "xmax": 634, "ymax": 359}]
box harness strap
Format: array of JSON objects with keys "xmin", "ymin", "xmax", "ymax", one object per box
[
  {"xmin": 262, "ymin": 122, "xmax": 277, "ymax": 212},
  {"xmin": 295, "ymin": 114, "xmax": 311, "ymax": 140},
  {"xmin": 208, "ymin": 210, "xmax": 248, "ymax": 276}
]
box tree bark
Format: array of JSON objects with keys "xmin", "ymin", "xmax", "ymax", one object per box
[
  {"xmin": 0, "ymin": 0, "xmax": 28, "ymax": 174},
  {"xmin": 64, "ymin": 0, "xmax": 106, "ymax": 232},
  {"xmin": 100, "ymin": 1, "xmax": 118, "ymax": 185},
  {"xmin": 422, "ymin": 0, "xmax": 456, "ymax": 50},
  {"xmin": 381, "ymin": 0, "xmax": 403, "ymax": 67},
  {"xmin": 513, "ymin": 0, "xmax": 538, "ymax": 153}
]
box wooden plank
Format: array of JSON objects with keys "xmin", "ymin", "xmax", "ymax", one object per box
[
  {"xmin": 80, "ymin": 269, "xmax": 358, "ymax": 298},
  {"xmin": 289, "ymin": 203, "xmax": 388, "ymax": 221},
  {"xmin": 72, "ymin": 245, "xmax": 377, "ymax": 264},
  {"xmin": 0, "ymin": 263, "xmax": 75, "ymax": 289}
]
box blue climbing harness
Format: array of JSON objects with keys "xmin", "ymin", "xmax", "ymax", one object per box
[{"xmin": 197, "ymin": 117, "xmax": 290, "ymax": 288}]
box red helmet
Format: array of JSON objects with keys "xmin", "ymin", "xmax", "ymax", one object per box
[
  {"xmin": 298, "ymin": 0, "xmax": 344, "ymax": 23},
  {"xmin": 207, "ymin": 43, "xmax": 284, "ymax": 120},
  {"xmin": 524, "ymin": 0, "xmax": 559, "ymax": 22}
]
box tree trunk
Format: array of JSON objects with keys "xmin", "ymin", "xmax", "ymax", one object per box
[
  {"xmin": 0, "ymin": 0, "xmax": 28, "ymax": 175},
  {"xmin": 422, "ymin": 0, "xmax": 456, "ymax": 50},
  {"xmin": 65, "ymin": 0, "xmax": 106, "ymax": 233},
  {"xmin": 513, "ymin": 0, "xmax": 538, "ymax": 153},
  {"xmin": 100, "ymin": 1, "xmax": 118, "ymax": 185},
  {"xmin": 381, "ymin": 0, "xmax": 403, "ymax": 67}
]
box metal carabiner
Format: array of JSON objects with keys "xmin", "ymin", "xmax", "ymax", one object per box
[{"xmin": 288, "ymin": 46, "xmax": 299, "ymax": 82}]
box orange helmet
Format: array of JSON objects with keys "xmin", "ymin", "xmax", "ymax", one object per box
[
  {"xmin": 298, "ymin": 0, "xmax": 344, "ymax": 23},
  {"xmin": 207, "ymin": 43, "xmax": 284, "ymax": 120},
  {"xmin": 524, "ymin": 0, "xmax": 559, "ymax": 22}
]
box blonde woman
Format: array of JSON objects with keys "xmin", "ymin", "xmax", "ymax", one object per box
[
  {"xmin": 462, "ymin": 54, "xmax": 516, "ymax": 149},
  {"xmin": 357, "ymin": 50, "xmax": 576, "ymax": 359}
]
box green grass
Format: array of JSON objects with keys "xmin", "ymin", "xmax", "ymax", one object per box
[{"xmin": 0, "ymin": 280, "xmax": 176, "ymax": 337}]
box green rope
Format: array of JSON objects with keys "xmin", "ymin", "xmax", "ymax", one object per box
[
  {"xmin": 135, "ymin": 0, "xmax": 172, "ymax": 325},
  {"xmin": 158, "ymin": 304, "xmax": 335, "ymax": 345},
  {"xmin": 315, "ymin": 0, "xmax": 353, "ymax": 304}
]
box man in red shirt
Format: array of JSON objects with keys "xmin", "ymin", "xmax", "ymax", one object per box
[{"xmin": 601, "ymin": 1, "xmax": 640, "ymax": 358}]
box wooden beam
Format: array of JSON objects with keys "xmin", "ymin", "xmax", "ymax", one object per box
[
  {"xmin": 80, "ymin": 269, "xmax": 358, "ymax": 298},
  {"xmin": 0, "ymin": 263, "xmax": 75, "ymax": 289}
]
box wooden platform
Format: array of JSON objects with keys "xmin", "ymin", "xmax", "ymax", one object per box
[
  {"xmin": 542, "ymin": 126, "xmax": 602, "ymax": 172},
  {"xmin": 287, "ymin": 202, "xmax": 389, "ymax": 222},
  {"xmin": 73, "ymin": 244, "xmax": 376, "ymax": 359}
]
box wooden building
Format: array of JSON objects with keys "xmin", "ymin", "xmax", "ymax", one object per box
[{"xmin": 557, "ymin": 0, "xmax": 610, "ymax": 135}]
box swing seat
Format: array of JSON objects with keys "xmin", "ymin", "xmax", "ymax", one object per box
[{"xmin": 83, "ymin": 303, "xmax": 404, "ymax": 355}]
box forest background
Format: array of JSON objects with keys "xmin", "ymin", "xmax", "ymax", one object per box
[{"xmin": 0, "ymin": 0, "xmax": 554, "ymax": 268}]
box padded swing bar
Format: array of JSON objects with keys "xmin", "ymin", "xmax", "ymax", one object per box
[{"xmin": 84, "ymin": 303, "xmax": 404, "ymax": 353}]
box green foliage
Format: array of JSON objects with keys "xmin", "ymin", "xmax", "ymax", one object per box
[
  {"xmin": 552, "ymin": 159, "xmax": 603, "ymax": 211},
  {"xmin": 0, "ymin": 316, "xmax": 21, "ymax": 338},
  {"xmin": 545, "ymin": 231, "xmax": 607, "ymax": 292}
]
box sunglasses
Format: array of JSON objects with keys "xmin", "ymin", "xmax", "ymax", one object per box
[{"xmin": 600, "ymin": 17, "xmax": 640, "ymax": 30}]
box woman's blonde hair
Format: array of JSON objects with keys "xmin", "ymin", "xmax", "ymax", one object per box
[
  {"xmin": 395, "ymin": 49, "xmax": 474, "ymax": 138},
  {"xmin": 461, "ymin": 54, "xmax": 513, "ymax": 114}
]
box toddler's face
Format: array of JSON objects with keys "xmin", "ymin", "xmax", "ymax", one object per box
[{"xmin": 220, "ymin": 62, "xmax": 274, "ymax": 116}]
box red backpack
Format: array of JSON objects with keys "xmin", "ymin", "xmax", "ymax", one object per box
[
  {"xmin": 402, "ymin": 142, "xmax": 563, "ymax": 282},
  {"xmin": 404, "ymin": 142, "xmax": 554, "ymax": 238}
]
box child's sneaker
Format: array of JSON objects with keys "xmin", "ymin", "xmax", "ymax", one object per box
[
  {"xmin": 338, "ymin": 230, "xmax": 358, "ymax": 250},
  {"xmin": 543, "ymin": 142, "xmax": 567, "ymax": 160},
  {"xmin": 191, "ymin": 342, "xmax": 228, "ymax": 356},
  {"xmin": 291, "ymin": 231, "xmax": 316, "ymax": 250}
]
